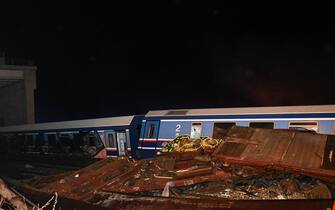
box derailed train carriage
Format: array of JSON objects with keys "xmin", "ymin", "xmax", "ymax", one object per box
[
  {"xmin": 137, "ymin": 104, "xmax": 335, "ymax": 158},
  {"xmin": 0, "ymin": 115, "xmax": 143, "ymax": 161},
  {"xmin": 0, "ymin": 104, "xmax": 335, "ymax": 159}
]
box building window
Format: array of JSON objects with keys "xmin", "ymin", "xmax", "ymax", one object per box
[
  {"xmin": 249, "ymin": 122, "xmax": 274, "ymax": 129},
  {"xmin": 289, "ymin": 121, "xmax": 318, "ymax": 132}
]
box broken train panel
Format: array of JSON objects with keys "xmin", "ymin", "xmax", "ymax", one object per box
[{"xmin": 212, "ymin": 126, "xmax": 335, "ymax": 182}]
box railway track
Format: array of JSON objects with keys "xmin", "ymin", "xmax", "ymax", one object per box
[{"xmin": 0, "ymin": 159, "xmax": 83, "ymax": 180}]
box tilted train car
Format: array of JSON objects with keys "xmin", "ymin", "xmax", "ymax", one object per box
[
  {"xmin": 1, "ymin": 105, "xmax": 335, "ymax": 159},
  {"xmin": 138, "ymin": 105, "xmax": 335, "ymax": 158},
  {"xmin": 0, "ymin": 115, "xmax": 143, "ymax": 161}
]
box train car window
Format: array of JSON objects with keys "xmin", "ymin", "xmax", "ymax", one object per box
[
  {"xmin": 47, "ymin": 134, "xmax": 57, "ymax": 146},
  {"xmin": 213, "ymin": 122, "xmax": 236, "ymax": 139},
  {"xmin": 106, "ymin": 133, "xmax": 116, "ymax": 148},
  {"xmin": 24, "ymin": 134, "xmax": 35, "ymax": 146},
  {"xmin": 36, "ymin": 134, "xmax": 44, "ymax": 146},
  {"xmin": 7, "ymin": 134, "xmax": 19, "ymax": 153},
  {"xmin": 72, "ymin": 133, "xmax": 83, "ymax": 152},
  {"xmin": 59, "ymin": 133, "xmax": 73, "ymax": 146},
  {"xmin": 126, "ymin": 129, "xmax": 131, "ymax": 149},
  {"xmin": 148, "ymin": 124, "xmax": 155, "ymax": 138},
  {"xmin": 59, "ymin": 133, "xmax": 76, "ymax": 153},
  {"xmin": 92, "ymin": 131, "xmax": 104, "ymax": 148},
  {"xmin": 191, "ymin": 123, "xmax": 202, "ymax": 139},
  {"xmin": 289, "ymin": 121, "xmax": 318, "ymax": 132},
  {"xmin": 98, "ymin": 131, "xmax": 105, "ymax": 144},
  {"xmin": 0, "ymin": 135, "xmax": 6, "ymax": 153},
  {"xmin": 88, "ymin": 133, "xmax": 96, "ymax": 146},
  {"xmin": 16, "ymin": 134, "xmax": 25, "ymax": 150},
  {"xmin": 249, "ymin": 122, "xmax": 274, "ymax": 129}
]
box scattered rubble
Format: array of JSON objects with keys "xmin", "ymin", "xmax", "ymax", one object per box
[
  {"xmin": 0, "ymin": 178, "xmax": 36, "ymax": 210},
  {"xmin": 171, "ymin": 171, "xmax": 332, "ymax": 200},
  {"xmin": 162, "ymin": 135, "xmax": 221, "ymax": 153}
]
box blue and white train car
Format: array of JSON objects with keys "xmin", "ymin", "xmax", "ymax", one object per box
[
  {"xmin": 0, "ymin": 115, "xmax": 143, "ymax": 158},
  {"xmin": 138, "ymin": 105, "xmax": 335, "ymax": 158}
]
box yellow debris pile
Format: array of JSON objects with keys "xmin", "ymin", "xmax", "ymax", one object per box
[{"xmin": 162, "ymin": 135, "xmax": 221, "ymax": 153}]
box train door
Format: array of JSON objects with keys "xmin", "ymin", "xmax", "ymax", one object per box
[
  {"xmin": 103, "ymin": 131, "xmax": 117, "ymax": 156},
  {"xmin": 116, "ymin": 131, "xmax": 127, "ymax": 156},
  {"xmin": 141, "ymin": 120, "xmax": 160, "ymax": 157}
]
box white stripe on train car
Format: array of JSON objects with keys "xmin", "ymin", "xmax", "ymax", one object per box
[
  {"xmin": 106, "ymin": 147, "xmax": 117, "ymax": 151},
  {"xmin": 139, "ymin": 138, "xmax": 174, "ymax": 142},
  {"xmin": 137, "ymin": 147, "xmax": 162, "ymax": 150},
  {"xmin": 160, "ymin": 117, "xmax": 335, "ymax": 122},
  {"xmin": 106, "ymin": 148, "xmax": 131, "ymax": 151}
]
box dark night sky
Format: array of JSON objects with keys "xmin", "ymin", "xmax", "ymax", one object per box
[{"xmin": 1, "ymin": 1, "xmax": 335, "ymax": 122}]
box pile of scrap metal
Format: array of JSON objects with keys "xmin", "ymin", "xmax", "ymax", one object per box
[{"xmin": 7, "ymin": 126, "xmax": 335, "ymax": 209}]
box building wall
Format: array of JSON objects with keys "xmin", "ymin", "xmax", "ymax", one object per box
[
  {"xmin": 0, "ymin": 65, "xmax": 37, "ymax": 126},
  {"xmin": 0, "ymin": 81, "xmax": 26, "ymax": 126}
]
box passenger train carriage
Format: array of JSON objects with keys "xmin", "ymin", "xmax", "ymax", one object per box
[
  {"xmin": 137, "ymin": 105, "xmax": 335, "ymax": 158},
  {"xmin": 0, "ymin": 115, "xmax": 143, "ymax": 159},
  {"xmin": 1, "ymin": 105, "xmax": 335, "ymax": 159}
]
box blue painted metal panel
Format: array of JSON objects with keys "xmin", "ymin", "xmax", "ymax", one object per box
[
  {"xmin": 274, "ymin": 121, "xmax": 289, "ymax": 129},
  {"xmin": 140, "ymin": 149, "xmax": 156, "ymax": 158},
  {"xmin": 106, "ymin": 150, "xmax": 118, "ymax": 156},
  {"xmin": 129, "ymin": 115, "xmax": 144, "ymax": 158},
  {"xmin": 237, "ymin": 121, "xmax": 249, "ymax": 127},
  {"xmin": 139, "ymin": 120, "xmax": 160, "ymax": 158},
  {"xmin": 318, "ymin": 121, "xmax": 335, "ymax": 135},
  {"xmin": 201, "ymin": 122, "xmax": 214, "ymax": 137},
  {"xmin": 158, "ymin": 121, "xmax": 191, "ymax": 139},
  {"xmin": 139, "ymin": 141, "xmax": 158, "ymax": 147},
  {"xmin": 157, "ymin": 121, "xmax": 214, "ymax": 139}
]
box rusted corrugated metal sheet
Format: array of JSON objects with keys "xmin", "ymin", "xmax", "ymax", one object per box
[
  {"xmin": 20, "ymin": 154, "xmax": 229, "ymax": 200},
  {"xmin": 212, "ymin": 126, "xmax": 335, "ymax": 182},
  {"xmin": 21, "ymin": 157, "xmax": 140, "ymax": 201}
]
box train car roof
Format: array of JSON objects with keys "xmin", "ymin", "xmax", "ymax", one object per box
[
  {"xmin": 146, "ymin": 104, "xmax": 335, "ymax": 117},
  {"xmin": 0, "ymin": 115, "xmax": 135, "ymax": 133}
]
